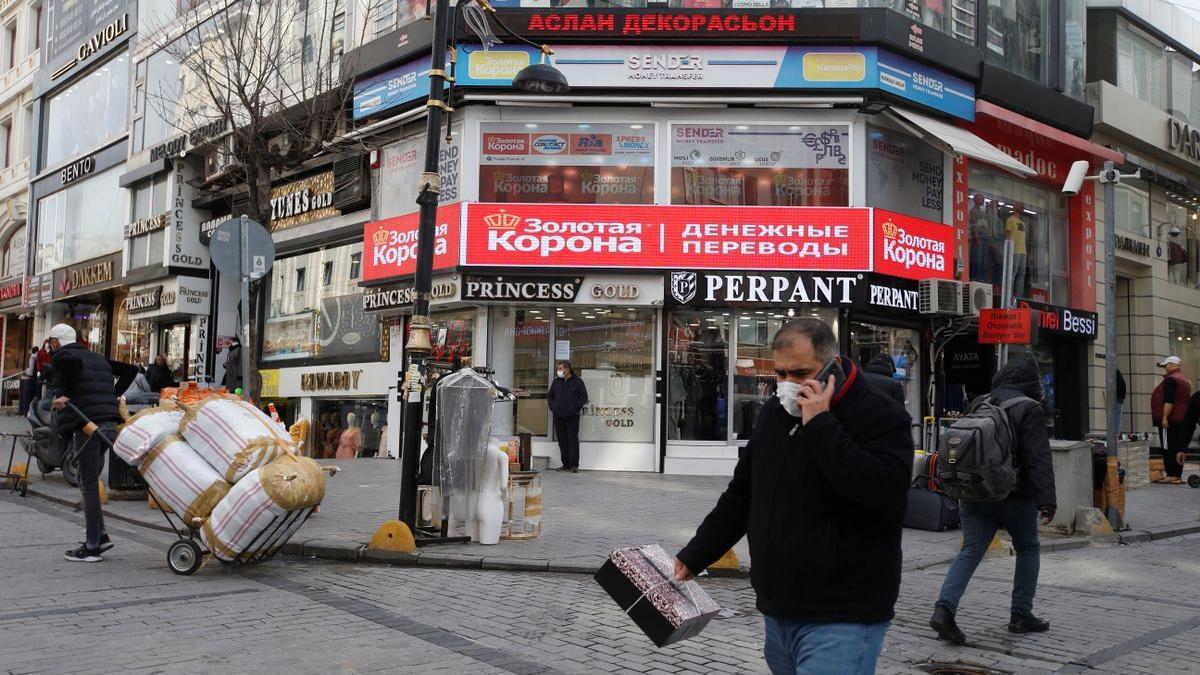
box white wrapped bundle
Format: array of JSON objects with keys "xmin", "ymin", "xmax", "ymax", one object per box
[
  {"xmin": 140, "ymin": 435, "xmax": 231, "ymax": 526},
  {"xmin": 201, "ymin": 454, "xmax": 326, "ymax": 561},
  {"xmin": 113, "ymin": 407, "xmax": 184, "ymax": 467},
  {"xmin": 180, "ymin": 396, "xmax": 295, "ymax": 483}
]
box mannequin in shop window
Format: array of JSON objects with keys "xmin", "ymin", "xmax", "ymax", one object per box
[
  {"xmin": 969, "ymin": 194, "xmax": 1002, "ymax": 284},
  {"xmin": 336, "ymin": 413, "xmax": 363, "ymax": 459},
  {"xmin": 1005, "ymin": 202, "xmax": 1029, "ymax": 300},
  {"xmin": 1168, "ymin": 226, "xmax": 1189, "ymax": 286}
]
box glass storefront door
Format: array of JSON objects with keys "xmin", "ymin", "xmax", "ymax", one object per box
[
  {"xmin": 513, "ymin": 308, "xmax": 551, "ymax": 436},
  {"xmin": 311, "ymin": 398, "xmax": 388, "ymax": 459},
  {"xmin": 848, "ymin": 320, "xmax": 923, "ymax": 443},
  {"xmin": 159, "ymin": 323, "xmax": 190, "ymax": 382}
]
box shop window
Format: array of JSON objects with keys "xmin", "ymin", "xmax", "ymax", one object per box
[
  {"xmin": 159, "ymin": 323, "xmax": 189, "ymax": 380},
  {"xmin": 349, "ymin": 252, "xmax": 361, "ymax": 279},
  {"xmin": 322, "ymin": 261, "xmax": 333, "ymax": 286},
  {"xmin": 42, "ymin": 51, "xmax": 129, "ymax": 169},
  {"xmin": 556, "ymin": 306, "xmax": 656, "ymax": 444},
  {"xmin": 430, "ymin": 308, "xmax": 476, "ymax": 368},
  {"xmin": 865, "ymin": 125, "xmax": 944, "ymax": 222},
  {"xmin": 264, "ymin": 242, "xmax": 379, "ymax": 362},
  {"xmin": 984, "ymin": 0, "xmax": 1049, "ymax": 84},
  {"xmin": 1, "ymin": 225, "xmax": 24, "ymax": 278},
  {"xmin": 669, "ymin": 311, "xmax": 729, "ymax": 442},
  {"xmin": 69, "ymin": 303, "xmax": 108, "ymax": 356},
  {"xmin": 113, "ymin": 292, "xmax": 153, "ymax": 367},
  {"xmin": 730, "ymin": 309, "xmax": 839, "ymax": 442},
  {"xmin": 478, "ymin": 122, "xmax": 654, "ymax": 205},
  {"xmin": 671, "ymin": 124, "xmax": 848, "ymax": 207},
  {"xmin": 1154, "ymin": 192, "xmax": 1200, "ymax": 289},
  {"xmin": 378, "ymin": 124, "xmax": 461, "ymax": 218},
  {"xmin": 35, "ymin": 164, "xmax": 129, "ymax": 273},
  {"xmin": 1169, "ymin": 319, "xmax": 1200, "ymax": 387},
  {"xmin": 848, "ymin": 321, "xmax": 922, "ymax": 442},
  {"xmin": 968, "ymin": 167, "xmax": 1068, "ymax": 305},
  {"xmin": 1063, "ymin": 0, "xmax": 1085, "ymax": 99},
  {"xmin": 311, "ymin": 399, "xmax": 388, "ymax": 459},
  {"xmin": 511, "ymin": 308, "xmax": 550, "ymax": 437}
]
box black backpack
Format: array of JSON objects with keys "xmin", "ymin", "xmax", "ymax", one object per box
[{"xmin": 937, "ymin": 396, "xmax": 1033, "ymax": 501}]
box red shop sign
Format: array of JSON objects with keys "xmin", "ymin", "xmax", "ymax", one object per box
[
  {"xmin": 978, "ymin": 308, "xmax": 1033, "ymax": 344},
  {"xmin": 463, "ymin": 203, "xmax": 872, "ymax": 271},
  {"xmin": 0, "ymin": 280, "xmax": 22, "ymax": 302},
  {"xmin": 872, "ymin": 209, "xmax": 955, "ymax": 281},
  {"xmin": 362, "ymin": 203, "xmax": 462, "ymax": 282}
]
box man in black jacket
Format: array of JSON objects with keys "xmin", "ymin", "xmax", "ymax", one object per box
[
  {"xmin": 931, "ymin": 357, "xmax": 1057, "ymax": 644},
  {"xmin": 862, "ymin": 352, "xmax": 905, "ymax": 405},
  {"xmin": 145, "ymin": 354, "xmax": 175, "ymax": 393},
  {"xmin": 47, "ymin": 324, "xmax": 120, "ymax": 563},
  {"xmin": 547, "ymin": 360, "xmax": 588, "ymax": 472},
  {"xmin": 674, "ymin": 318, "xmax": 913, "ymax": 674}
]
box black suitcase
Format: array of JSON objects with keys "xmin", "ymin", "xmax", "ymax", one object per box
[{"xmin": 905, "ymin": 484, "xmax": 961, "ymax": 531}]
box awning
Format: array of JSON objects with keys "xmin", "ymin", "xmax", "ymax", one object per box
[{"xmin": 884, "ymin": 108, "xmax": 1038, "ymax": 177}]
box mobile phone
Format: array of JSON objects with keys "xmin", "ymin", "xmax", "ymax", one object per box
[{"xmin": 813, "ymin": 357, "xmax": 845, "ymax": 393}]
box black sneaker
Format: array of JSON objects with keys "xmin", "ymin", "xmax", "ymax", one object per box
[
  {"xmin": 78, "ymin": 533, "xmax": 113, "ymax": 553},
  {"xmin": 64, "ymin": 545, "xmax": 103, "ymax": 563},
  {"xmin": 569, "ymin": 467, "xmax": 579, "ymax": 473},
  {"xmin": 1008, "ymin": 612, "xmax": 1050, "ymax": 634},
  {"xmin": 555, "ymin": 466, "xmax": 571, "ymax": 472}
]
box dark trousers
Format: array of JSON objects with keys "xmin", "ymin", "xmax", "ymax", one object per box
[
  {"xmin": 554, "ymin": 415, "xmax": 581, "ymax": 469},
  {"xmin": 1157, "ymin": 424, "xmax": 1189, "ymax": 478},
  {"xmin": 75, "ymin": 429, "xmax": 110, "ymax": 549}
]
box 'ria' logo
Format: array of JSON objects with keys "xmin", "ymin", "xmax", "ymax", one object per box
[
  {"xmin": 881, "ymin": 219, "xmax": 899, "ymax": 238},
  {"xmin": 483, "ymin": 210, "xmax": 520, "ymax": 229}
]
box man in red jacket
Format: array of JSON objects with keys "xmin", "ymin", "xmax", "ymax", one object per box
[{"xmin": 1152, "ymin": 356, "xmax": 1191, "ymax": 484}]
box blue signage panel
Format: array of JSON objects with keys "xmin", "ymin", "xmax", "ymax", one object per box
[
  {"xmin": 353, "ymin": 55, "xmax": 433, "ymax": 120},
  {"xmin": 875, "ymin": 49, "xmax": 975, "ymax": 122}
]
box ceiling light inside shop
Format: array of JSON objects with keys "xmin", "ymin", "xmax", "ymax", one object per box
[
  {"xmin": 736, "ymin": 125, "xmax": 749, "ymax": 130},
  {"xmin": 787, "ymin": 309, "xmax": 795, "ymax": 317},
  {"xmin": 788, "ymin": 126, "xmax": 801, "ymax": 131},
  {"xmin": 578, "ymin": 124, "xmax": 591, "ymax": 129},
  {"xmin": 630, "ymin": 124, "xmax": 644, "ymax": 129},
  {"xmin": 525, "ymin": 123, "xmax": 539, "ymax": 128}
]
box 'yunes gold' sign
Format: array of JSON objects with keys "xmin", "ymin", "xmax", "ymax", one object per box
[
  {"xmin": 270, "ymin": 171, "xmax": 339, "ymax": 230},
  {"xmin": 300, "ymin": 369, "xmax": 363, "ymax": 392}
]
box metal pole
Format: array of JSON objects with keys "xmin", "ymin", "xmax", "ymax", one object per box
[
  {"xmin": 1103, "ymin": 161, "xmax": 1122, "ymax": 528},
  {"xmin": 239, "ymin": 215, "xmax": 251, "ymax": 398},
  {"xmin": 398, "ymin": 0, "xmax": 451, "ymax": 529},
  {"xmin": 997, "ymin": 238, "xmax": 1014, "ymax": 369}
]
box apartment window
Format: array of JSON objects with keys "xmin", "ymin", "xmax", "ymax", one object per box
[
  {"xmin": 2, "ymin": 225, "xmax": 24, "ymax": 278},
  {"xmin": 322, "ymin": 260, "xmax": 333, "ymax": 286},
  {"xmin": 128, "ymin": 175, "xmax": 169, "ymax": 270},
  {"xmin": 3, "ymin": 21, "xmax": 15, "ymax": 71},
  {"xmin": 349, "ymin": 252, "xmax": 360, "ymax": 279},
  {"xmin": 985, "ymin": 0, "xmax": 1050, "ymax": 84},
  {"xmin": 332, "ymin": 4, "xmax": 346, "ymax": 57},
  {"xmin": 0, "ymin": 118, "xmax": 11, "ymax": 169},
  {"xmin": 22, "ymin": 104, "xmax": 32, "ymax": 160},
  {"xmin": 32, "ymin": 4, "xmax": 40, "ymax": 50},
  {"xmin": 296, "ymin": 267, "xmax": 306, "ymax": 292}
]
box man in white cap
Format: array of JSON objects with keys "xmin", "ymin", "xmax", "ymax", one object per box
[
  {"xmin": 45, "ymin": 323, "xmax": 119, "ymax": 562},
  {"xmin": 1151, "ymin": 356, "xmax": 1191, "ymax": 484}
]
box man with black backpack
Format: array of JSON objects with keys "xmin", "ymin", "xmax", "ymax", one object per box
[{"xmin": 930, "ymin": 357, "xmax": 1056, "ymax": 645}]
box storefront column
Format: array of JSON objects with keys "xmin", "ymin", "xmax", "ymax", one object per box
[{"xmin": 489, "ymin": 307, "xmax": 516, "ymax": 437}]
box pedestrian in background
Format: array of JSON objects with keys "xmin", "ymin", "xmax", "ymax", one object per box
[
  {"xmin": 862, "ymin": 352, "xmax": 905, "ymax": 405},
  {"xmin": 145, "ymin": 354, "xmax": 175, "ymax": 393},
  {"xmin": 931, "ymin": 357, "xmax": 1056, "ymax": 645},
  {"xmin": 548, "ymin": 360, "xmax": 587, "ymax": 473},
  {"xmin": 1151, "ymin": 356, "xmax": 1190, "ymax": 484},
  {"xmin": 18, "ymin": 346, "xmax": 37, "ymax": 416},
  {"xmin": 1116, "ymin": 368, "xmax": 1126, "ymax": 435},
  {"xmin": 675, "ymin": 318, "xmax": 912, "ymax": 674},
  {"xmin": 222, "ymin": 338, "xmax": 244, "ymax": 393},
  {"xmin": 46, "ymin": 324, "xmax": 119, "ymax": 563}
]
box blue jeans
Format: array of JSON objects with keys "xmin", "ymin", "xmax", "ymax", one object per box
[
  {"xmin": 936, "ymin": 498, "xmax": 1040, "ymax": 616},
  {"xmin": 763, "ymin": 616, "xmax": 889, "ymax": 675}
]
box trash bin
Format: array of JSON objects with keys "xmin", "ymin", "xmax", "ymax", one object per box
[{"xmin": 1043, "ymin": 439, "xmax": 1092, "ymax": 534}]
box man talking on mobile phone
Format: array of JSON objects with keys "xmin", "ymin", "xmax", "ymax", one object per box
[{"xmin": 674, "ymin": 318, "xmax": 913, "ymax": 674}]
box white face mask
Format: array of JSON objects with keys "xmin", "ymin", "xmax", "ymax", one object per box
[
  {"xmin": 775, "ymin": 381, "xmax": 803, "ymax": 418},
  {"xmin": 556, "ymin": 369, "xmax": 565, "ymax": 378}
]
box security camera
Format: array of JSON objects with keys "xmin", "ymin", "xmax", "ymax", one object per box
[{"xmin": 1062, "ymin": 160, "xmax": 1090, "ymax": 196}]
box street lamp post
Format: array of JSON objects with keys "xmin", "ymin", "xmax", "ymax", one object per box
[{"xmin": 397, "ymin": 0, "xmax": 567, "ymax": 531}]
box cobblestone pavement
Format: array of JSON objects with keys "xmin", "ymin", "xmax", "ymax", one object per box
[
  {"xmin": 7, "ymin": 408, "xmax": 1199, "ymax": 575},
  {"xmin": 5, "ymin": 490, "xmax": 1200, "ymax": 674}
]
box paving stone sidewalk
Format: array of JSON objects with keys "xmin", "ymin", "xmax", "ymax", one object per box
[{"xmin": 5, "ymin": 412, "xmax": 1199, "ymax": 575}]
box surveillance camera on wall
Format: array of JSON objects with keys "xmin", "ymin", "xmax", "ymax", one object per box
[{"xmin": 1062, "ymin": 160, "xmax": 1090, "ymax": 196}]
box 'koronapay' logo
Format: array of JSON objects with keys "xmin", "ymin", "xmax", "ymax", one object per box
[{"xmin": 671, "ymin": 271, "xmax": 697, "ymax": 304}]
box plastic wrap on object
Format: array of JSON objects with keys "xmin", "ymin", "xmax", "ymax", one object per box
[
  {"xmin": 113, "ymin": 408, "xmax": 185, "ymax": 467},
  {"xmin": 436, "ymin": 369, "xmax": 496, "ymax": 498},
  {"xmin": 199, "ymin": 455, "xmax": 326, "ymax": 561},
  {"xmin": 140, "ymin": 435, "xmax": 231, "ymax": 526},
  {"xmin": 180, "ymin": 396, "xmax": 296, "ymax": 483}
]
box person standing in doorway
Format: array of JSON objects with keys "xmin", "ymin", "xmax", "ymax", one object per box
[
  {"xmin": 1005, "ymin": 202, "xmax": 1028, "ymax": 300},
  {"xmin": 1151, "ymin": 356, "xmax": 1191, "ymax": 484},
  {"xmin": 548, "ymin": 360, "xmax": 588, "ymax": 473}
]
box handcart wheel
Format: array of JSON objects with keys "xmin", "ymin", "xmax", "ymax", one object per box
[
  {"xmin": 1189, "ymin": 475, "xmax": 1200, "ymax": 489},
  {"xmin": 167, "ymin": 539, "xmax": 203, "ymax": 575}
]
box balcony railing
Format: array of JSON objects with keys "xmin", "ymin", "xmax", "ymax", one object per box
[{"xmin": 0, "ymin": 49, "xmax": 38, "ymax": 100}]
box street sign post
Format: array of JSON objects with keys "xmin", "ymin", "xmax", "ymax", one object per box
[{"xmin": 209, "ymin": 216, "xmax": 275, "ymax": 397}]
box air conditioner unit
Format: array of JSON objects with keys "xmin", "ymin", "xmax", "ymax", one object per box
[
  {"xmin": 919, "ymin": 279, "xmax": 964, "ymax": 316},
  {"xmin": 204, "ymin": 138, "xmax": 240, "ymax": 181},
  {"xmin": 962, "ymin": 281, "xmax": 994, "ymax": 317}
]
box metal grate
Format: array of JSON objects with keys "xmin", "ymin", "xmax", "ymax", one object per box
[{"xmin": 916, "ymin": 661, "xmax": 1009, "ymax": 675}]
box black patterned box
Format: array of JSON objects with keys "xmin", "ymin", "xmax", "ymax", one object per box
[{"xmin": 594, "ymin": 544, "xmax": 721, "ymax": 648}]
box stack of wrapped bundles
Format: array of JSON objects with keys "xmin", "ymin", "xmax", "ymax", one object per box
[
  {"xmin": 113, "ymin": 395, "xmax": 326, "ymax": 562},
  {"xmin": 179, "ymin": 396, "xmax": 296, "ymax": 483}
]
